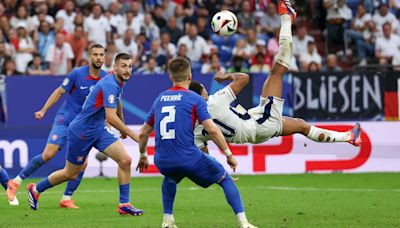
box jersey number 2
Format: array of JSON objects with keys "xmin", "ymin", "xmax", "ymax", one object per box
[{"xmin": 160, "ymin": 106, "xmax": 176, "ymax": 140}]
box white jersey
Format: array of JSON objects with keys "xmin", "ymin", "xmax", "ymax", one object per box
[{"xmin": 194, "ymin": 86, "xmax": 284, "ymax": 147}]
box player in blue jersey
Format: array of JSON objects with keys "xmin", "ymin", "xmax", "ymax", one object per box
[
  {"xmin": 136, "ymin": 57, "xmax": 257, "ymax": 228},
  {"xmin": 27, "ymin": 53, "xmax": 144, "ymax": 215},
  {"xmin": 7, "ymin": 44, "xmax": 108, "ymax": 208}
]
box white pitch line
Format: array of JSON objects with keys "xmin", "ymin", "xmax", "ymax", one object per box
[{"xmin": 0, "ymin": 186, "xmax": 399, "ymax": 196}]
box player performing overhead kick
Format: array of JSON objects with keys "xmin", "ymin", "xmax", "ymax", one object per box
[
  {"xmin": 190, "ymin": 0, "xmax": 361, "ymax": 150},
  {"xmin": 7, "ymin": 44, "xmax": 108, "ymax": 208}
]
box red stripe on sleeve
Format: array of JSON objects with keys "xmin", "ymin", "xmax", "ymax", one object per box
[{"xmin": 94, "ymin": 89, "xmax": 103, "ymax": 109}]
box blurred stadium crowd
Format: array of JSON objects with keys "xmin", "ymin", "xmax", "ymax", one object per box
[{"xmin": 0, "ymin": 0, "xmax": 399, "ymax": 76}]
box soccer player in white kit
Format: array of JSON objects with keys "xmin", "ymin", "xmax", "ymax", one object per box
[{"xmin": 191, "ymin": 1, "xmax": 361, "ymax": 150}]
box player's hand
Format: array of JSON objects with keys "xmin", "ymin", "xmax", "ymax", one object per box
[
  {"xmin": 120, "ymin": 131, "xmax": 127, "ymax": 139},
  {"xmin": 227, "ymin": 155, "xmax": 238, "ymax": 172},
  {"xmin": 34, "ymin": 110, "xmax": 45, "ymax": 120},
  {"xmin": 214, "ymin": 71, "xmax": 228, "ymax": 83},
  {"xmin": 136, "ymin": 156, "xmax": 149, "ymax": 173}
]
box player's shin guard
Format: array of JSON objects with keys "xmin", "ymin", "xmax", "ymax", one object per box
[
  {"xmin": 162, "ymin": 177, "xmax": 177, "ymax": 214},
  {"xmin": 0, "ymin": 165, "xmax": 10, "ymax": 189},
  {"xmin": 36, "ymin": 177, "xmax": 53, "ymax": 193},
  {"xmin": 276, "ymin": 14, "xmax": 293, "ymax": 69},
  {"xmin": 119, "ymin": 183, "xmax": 130, "ymax": 204},
  {"xmin": 307, "ymin": 126, "xmax": 351, "ymax": 143},
  {"xmin": 18, "ymin": 155, "xmax": 46, "ymax": 180},
  {"xmin": 218, "ymin": 175, "xmax": 245, "ymax": 214},
  {"xmin": 64, "ymin": 171, "xmax": 84, "ymax": 197}
]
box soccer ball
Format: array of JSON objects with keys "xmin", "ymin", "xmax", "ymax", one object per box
[{"xmin": 211, "ymin": 10, "xmax": 238, "ymax": 36}]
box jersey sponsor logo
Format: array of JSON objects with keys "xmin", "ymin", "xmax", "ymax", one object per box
[
  {"xmin": 51, "ymin": 134, "xmax": 58, "ymax": 141},
  {"xmin": 160, "ymin": 94, "xmax": 183, "ymax": 102},
  {"xmin": 108, "ymin": 95, "xmax": 115, "ymax": 104},
  {"xmin": 0, "ymin": 140, "xmax": 28, "ymax": 168},
  {"xmin": 62, "ymin": 78, "xmax": 69, "ymax": 86},
  {"xmin": 80, "ymin": 86, "xmax": 89, "ymax": 90}
]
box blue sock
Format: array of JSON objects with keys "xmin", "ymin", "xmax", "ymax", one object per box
[
  {"xmin": 19, "ymin": 155, "xmax": 46, "ymax": 179},
  {"xmin": 0, "ymin": 166, "xmax": 10, "ymax": 190},
  {"xmin": 218, "ymin": 175, "xmax": 245, "ymax": 214},
  {"xmin": 162, "ymin": 177, "xmax": 177, "ymax": 214},
  {"xmin": 119, "ymin": 183, "xmax": 130, "ymax": 204},
  {"xmin": 36, "ymin": 177, "xmax": 53, "ymax": 193},
  {"xmin": 64, "ymin": 171, "xmax": 84, "ymax": 196}
]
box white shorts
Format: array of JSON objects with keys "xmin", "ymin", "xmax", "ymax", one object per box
[{"xmin": 248, "ymin": 96, "xmax": 284, "ymax": 144}]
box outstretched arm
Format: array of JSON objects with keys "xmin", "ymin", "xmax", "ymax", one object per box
[
  {"xmin": 105, "ymin": 107, "xmax": 138, "ymax": 142},
  {"xmin": 136, "ymin": 123, "xmax": 153, "ymax": 172},
  {"xmin": 35, "ymin": 87, "xmax": 66, "ymax": 120},
  {"xmin": 214, "ymin": 71, "xmax": 250, "ymax": 96}
]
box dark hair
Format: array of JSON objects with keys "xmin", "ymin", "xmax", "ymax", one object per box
[
  {"xmin": 115, "ymin": 53, "xmax": 132, "ymax": 63},
  {"xmin": 168, "ymin": 57, "xmax": 191, "ymax": 82},
  {"xmin": 89, "ymin": 43, "xmax": 106, "ymax": 52},
  {"xmin": 189, "ymin": 81, "xmax": 203, "ymax": 95}
]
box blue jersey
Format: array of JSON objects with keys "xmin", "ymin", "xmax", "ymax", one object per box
[
  {"xmin": 69, "ymin": 75, "xmax": 124, "ymax": 139},
  {"xmin": 57, "ymin": 66, "xmax": 108, "ymax": 125},
  {"xmin": 146, "ymin": 86, "xmax": 211, "ymax": 168}
]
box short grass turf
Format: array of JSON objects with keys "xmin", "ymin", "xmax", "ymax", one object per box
[{"xmin": 1, "ymin": 173, "xmax": 399, "ymax": 228}]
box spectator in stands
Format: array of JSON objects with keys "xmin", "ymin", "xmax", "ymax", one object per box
[
  {"xmin": 345, "ymin": 3, "xmax": 374, "ymax": 64},
  {"xmin": 101, "ymin": 53, "xmax": 114, "ymax": 73},
  {"xmin": 232, "ymin": 39, "xmax": 253, "ymax": 59},
  {"xmin": 115, "ymin": 29, "xmax": 138, "ymax": 59},
  {"xmin": 153, "ymin": 5, "xmax": 167, "ymax": 29},
  {"xmin": 177, "ymin": 23, "xmax": 210, "ymax": 63},
  {"xmin": 84, "ymin": 4, "xmax": 111, "ymax": 47},
  {"xmin": 237, "ymin": 1, "xmax": 256, "ymax": 34},
  {"xmin": 161, "ymin": 16, "xmax": 183, "ymax": 45},
  {"xmin": 267, "ymin": 28, "xmax": 280, "ymax": 57},
  {"xmin": 324, "ymin": 0, "xmax": 347, "ymax": 54},
  {"xmin": 177, "ymin": 43, "xmax": 188, "ymax": 59},
  {"xmin": 293, "ymin": 25, "xmax": 315, "ymax": 60},
  {"xmin": 47, "ymin": 0, "xmax": 60, "ymax": 18},
  {"xmin": 108, "ymin": 2, "xmax": 124, "ymax": 36},
  {"xmin": 0, "ymin": 41, "xmax": 10, "ymax": 72},
  {"xmin": 144, "ymin": 39, "xmax": 167, "ymax": 69},
  {"xmin": 300, "ymin": 41, "xmax": 322, "ymax": 71},
  {"xmin": 27, "ymin": 53, "xmax": 51, "ymax": 75},
  {"xmin": 10, "ymin": 6, "xmax": 34, "ymax": 32},
  {"xmin": 54, "ymin": 17, "xmax": 68, "ymax": 36},
  {"xmin": 120, "ymin": 11, "xmax": 140, "ymax": 37},
  {"xmin": 160, "ymin": 32, "xmax": 177, "ymax": 58},
  {"xmin": 183, "ymin": 0, "xmax": 198, "ymax": 24},
  {"xmin": 375, "ymin": 22, "xmax": 400, "ymax": 64},
  {"xmin": 46, "ymin": 33, "xmax": 74, "ymax": 75},
  {"xmin": 174, "ymin": 4, "xmax": 186, "ymax": 31},
  {"xmin": 15, "ymin": 22, "xmax": 35, "ymax": 74},
  {"xmin": 31, "ymin": 3, "xmax": 55, "ymax": 28},
  {"xmin": 201, "ymin": 53, "xmax": 225, "ymax": 74},
  {"xmin": 2, "ymin": 58, "xmax": 20, "ymax": 76},
  {"xmin": 73, "ymin": 13, "xmax": 84, "ymax": 28},
  {"xmin": 140, "ymin": 13, "xmax": 160, "ymax": 41},
  {"xmin": 138, "ymin": 57, "xmax": 163, "ymax": 75},
  {"xmin": 258, "ymin": 2, "xmax": 280, "ymax": 35},
  {"xmin": 372, "ymin": 3, "xmax": 398, "ymax": 36},
  {"xmin": 197, "ymin": 17, "xmax": 210, "ymax": 41},
  {"xmin": 55, "ymin": 0, "xmax": 76, "ymax": 34},
  {"xmin": 161, "ymin": 0, "xmax": 177, "ymax": 20},
  {"xmin": 34, "ymin": 21, "xmax": 55, "ymax": 61},
  {"xmin": 66, "ymin": 25, "xmax": 88, "ymax": 66},
  {"xmin": 250, "ymin": 52, "xmax": 270, "ymax": 73},
  {"xmin": 78, "ymin": 58, "xmax": 89, "ymax": 67},
  {"xmin": 228, "ymin": 55, "xmax": 249, "ymax": 73},
  {"xmin": 308, "ymin": 61, "xmax": 320, "ymax": 72},
  {"xmin": 246, "ymin": 29, "xmax": 257, "ymax": 50},
  {"xmin": 321, "ymin": 54, "xmax": 342, "ymax": 72}
]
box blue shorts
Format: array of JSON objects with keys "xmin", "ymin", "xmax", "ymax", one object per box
[
  {"xmin": 157, "ymin": 153, "xmax": 226, "ymax": 188},
  {"xmin": 46, "ymin": 116, "xmax": 68, "ymax": 147},
  {"xmin": 66, "ymin": 127, "xmax": 118, "ymax": 165}
]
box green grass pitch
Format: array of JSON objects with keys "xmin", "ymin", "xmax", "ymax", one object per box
[{"xmin": 1, "ymin": 173, "xmax": 399, "ymax": 227}]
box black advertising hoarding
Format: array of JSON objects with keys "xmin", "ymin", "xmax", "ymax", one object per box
[{"xmin": 293, "ymin": 72, "xmax": 384, "ymax": 120}]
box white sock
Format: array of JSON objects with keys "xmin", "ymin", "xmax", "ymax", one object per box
[
  {"xmin": 62, "ymin": 195, "xmax": 72, "ymax": 201},
  {"xmin": 163, "ymin": 213, "xmax": 174, "ymax": 223},
  {"xmin": 276, "ymin": 14, "xmax": 293, "ymax": 68},
  {"xmin": 14, "ymin": 176, "xmax": 23, "ymax": 185},
  {"xmin": 236, "ymin": 212, "xmax": 248, "ymax": 224},
  {"xmin": 307, "ymin": 126, "xmax": 351, "ymax": 143}
]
